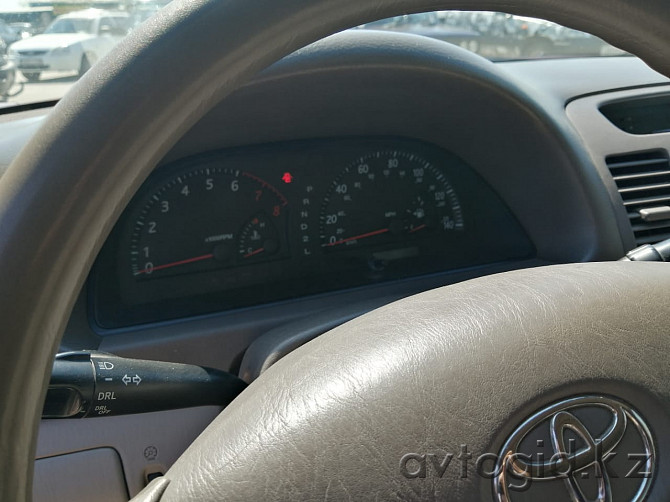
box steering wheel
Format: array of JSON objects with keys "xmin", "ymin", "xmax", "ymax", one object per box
[{"xmin": 1, "ymin": 0, "xmax": 670, "ymax": 500}]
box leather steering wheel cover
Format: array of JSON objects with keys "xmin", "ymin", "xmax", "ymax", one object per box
[
  {"xmin": 0, "ymin": 0, "xmax": 669, "ymax": 499},
  {"xmin": 154, "ymin": 262, "xmax": 670, "ymax": 500}
]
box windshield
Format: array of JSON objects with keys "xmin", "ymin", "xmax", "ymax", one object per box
[
  {"xmin": 357, "ymin": 12, "xmax": 627, "ymax": 61},
  {"xmin": 44, "ymin": 18, "xmax": 94, "ymax": 35},
  {"xmin": 0, "ymin": 8, "xmax": 627, "ymax": 109}
]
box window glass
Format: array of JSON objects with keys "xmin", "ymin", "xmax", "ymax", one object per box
[
  {"xmin": 0, "ymin": 7, "xmax": 628, "ymax": 109},
  {"xmin": 44, "ymin": 18, "xmax": 95, "ymax": 35}
]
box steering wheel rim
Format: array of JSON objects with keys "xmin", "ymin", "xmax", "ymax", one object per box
[
  {"xmin": 149, "ymin": 261, "xmax": 670, "ymax": 501},
  {"xmin": 0, "ymin": 0, "xmax": 669, "ymax": 499}
]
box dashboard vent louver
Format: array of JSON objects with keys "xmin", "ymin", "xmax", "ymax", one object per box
[{"xmin": 607, "ymin": 150, "xmax": 670, "ymax": 245}]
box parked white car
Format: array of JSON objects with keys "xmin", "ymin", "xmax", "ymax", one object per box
[{"xmin": 8, "ymin": 9, "xmax": 129, "ymax": 82}]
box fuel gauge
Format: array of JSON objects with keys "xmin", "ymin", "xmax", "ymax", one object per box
[{"xmin": 238, "ymin": 213, "xmax": 280, "ymax": 261}]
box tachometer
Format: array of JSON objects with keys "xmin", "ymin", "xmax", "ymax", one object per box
[
  {"xmin": 130, "ymin": 166, "xmax": 288, "ymax": 279},
  {"xmin": 319, "ymin": 150, "xmax": 464, "ymax": 251}
]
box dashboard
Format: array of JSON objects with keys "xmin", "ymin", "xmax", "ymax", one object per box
[
  {"xmin": 0, "ymin": 34, "xmax": 665, "ymax": 356},
  {"xmin": 93, "ymin": 137, "xmax": 532, "ymax": 327}
]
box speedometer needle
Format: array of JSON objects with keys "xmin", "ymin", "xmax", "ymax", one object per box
[
  {"xmin": 134, "ymin": 253, "xmax": 214, "ymax": 275},
  {"xmin": 323, "ymin": 228, "xmax": 390, "ymax": 247}
]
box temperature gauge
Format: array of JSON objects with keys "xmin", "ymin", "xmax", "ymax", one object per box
[{"xmin": 238, "ymin": 213, "xmax": 280, "ymax": 261}]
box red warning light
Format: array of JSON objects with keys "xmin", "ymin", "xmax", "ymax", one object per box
[{"xmin": 282, "ymin": 172, "xmax": 293, "ymax": 184}]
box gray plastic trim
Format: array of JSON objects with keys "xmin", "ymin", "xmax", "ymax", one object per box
[
  {"xmin": 36, "ymin": 407, "xmax": 221, "ymax": 498},
  {"xmin": 566, "ymin": 85, "xmax": 670, "ymax": 253},
  {"xmin": 499, "ymin": 57, "xmax": 669, "ymax": 105},
  {"xmin": 34, "ymin": 448, "xmax": 128, "ymax": 502}
]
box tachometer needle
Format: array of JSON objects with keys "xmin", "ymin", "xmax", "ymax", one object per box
[
  {"xmin": 243, "ymin": 247, "xmax": 265, "ymax": 259},
  {"xmin": 323, "ymin": 228, "xmax": 390, "ymax": 247},
  {"xmin": 134, "ymin": 253, "xmax": 214, "ymax": 275}
]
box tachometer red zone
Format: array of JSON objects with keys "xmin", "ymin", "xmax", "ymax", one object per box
[{"xmin": 242, "ymin": 171, "xmax": 288, "ymax": 207}]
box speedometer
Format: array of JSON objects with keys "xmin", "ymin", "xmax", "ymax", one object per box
[{"xmin": 319, "ymin": 150, "xmax": 464, "ymax": 251}]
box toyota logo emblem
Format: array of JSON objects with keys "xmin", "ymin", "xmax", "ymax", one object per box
[{"xmin": 493, "ymin": 395, "xmax": 655, "ymax": 501}]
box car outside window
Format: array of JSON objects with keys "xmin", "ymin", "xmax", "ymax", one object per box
[
  {"xmin": 0, "ymin": 8, "xmax": 627, "ymax": 108},
  {"xmin": 44, "ymin": 18, "xmax": 94, "ymax": 35}
]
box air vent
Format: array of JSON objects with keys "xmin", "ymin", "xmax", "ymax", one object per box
[{"xmin": 606, "ymin": 150, "xmax": 670, "ymax": 245}]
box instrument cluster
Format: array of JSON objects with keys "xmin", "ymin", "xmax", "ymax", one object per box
[{"xmin": 92, "ymin": 138, "xmax": 534, "ymax": 327}]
